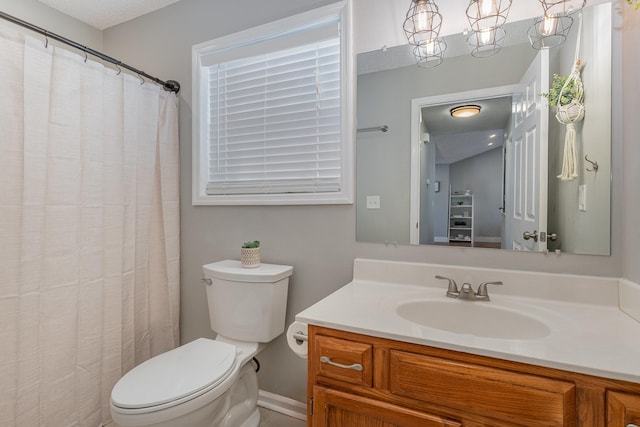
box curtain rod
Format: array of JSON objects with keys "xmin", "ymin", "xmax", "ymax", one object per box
[{"xmin": 0, "ymin": 10, "xmax": 180, "ymax": 93}]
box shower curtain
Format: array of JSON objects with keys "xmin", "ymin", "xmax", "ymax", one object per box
[{"xmin": 0, "ymin": 23, "xmax": 180, "ymax": 427}]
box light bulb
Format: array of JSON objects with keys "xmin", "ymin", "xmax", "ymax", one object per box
[
  {"xmin": 424, "ymin": 40, "xmax": 436, "ymax": 55},
  {"xmin": 413, "ymin": 1, "xmax": 432, "ymax": 32},
  {"xmin": 479, "ymin": 29, "xmax": 492, "ymax": 45},
  {"xmin": 541, "ymin": 15, "xmax": 557, "ymax": 36},
  {"xmin": 478, "ymin": 0, "xmax": 497, "ymax": 18}
]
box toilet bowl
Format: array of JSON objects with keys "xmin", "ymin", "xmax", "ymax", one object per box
[{"xmin": 110, "ymin": 260, "xmax": 293, "ymax": 427}]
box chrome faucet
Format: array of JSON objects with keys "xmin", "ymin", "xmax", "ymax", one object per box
[
  {"xmin": 435, "ymin": 276, "xmax": 503, "ymax": 301},
  {"xmin": 435, "ymin": 275, "xmax": 459, "ymax": 298}
]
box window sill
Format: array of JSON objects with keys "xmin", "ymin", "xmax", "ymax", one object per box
[{"xmin": 192, "ymin": 191, "xmax": 353, "ymax": 206}]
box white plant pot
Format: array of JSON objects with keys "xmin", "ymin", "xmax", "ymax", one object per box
[
  {"xmin": 240, "ymin": 247, "xmax": 260, "ymax": 268},
  {"xmin": 555, "ymin": 101, "xmax": 585, "ymax": 124}
]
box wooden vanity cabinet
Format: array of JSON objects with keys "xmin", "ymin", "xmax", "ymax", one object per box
[
  {"xmin": 308, "ymin": 326, "xmax": 640, "ymax": 427},
  {"xmin": 607, "ymin": 391, "xmax": 640, "ymax": 426}
]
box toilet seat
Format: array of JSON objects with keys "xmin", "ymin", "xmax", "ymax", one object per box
[{"xmin": 111, "ymin": 338, "xmax": 236, "ymax": 414}]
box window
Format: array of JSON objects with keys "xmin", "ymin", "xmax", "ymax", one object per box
[{"xmin": 192, "ymin": 1, "xmax": 354, "ymax": 205}]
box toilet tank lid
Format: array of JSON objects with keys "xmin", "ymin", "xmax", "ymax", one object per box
[{"xmin": 203, "ymin": 260, "xmax": 293, "ymax": 282}]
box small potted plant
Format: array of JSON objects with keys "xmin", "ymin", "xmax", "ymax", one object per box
[
  {"xmin": 240, "ymin": 240, "xmax": 260, "ymax": 268},
  {"xmin": 542, "ymin": 73, "xmax": 582, "ymax": 108}
]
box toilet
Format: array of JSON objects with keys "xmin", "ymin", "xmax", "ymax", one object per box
[{"xmin": 110, "ymin": 260, "xmax": 293, "ymax": 427}]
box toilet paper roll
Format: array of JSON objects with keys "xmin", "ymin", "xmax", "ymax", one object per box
[{"xmin": 286, "ymin": 321, "xmax": 308, "ymax": 359}]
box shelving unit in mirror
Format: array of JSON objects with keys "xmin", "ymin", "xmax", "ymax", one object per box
[{"xmin": 448, "ymin": 187, "xmax": 474, "ymax": 247}]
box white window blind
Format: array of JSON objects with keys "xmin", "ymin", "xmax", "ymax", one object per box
[{"xmin": 206, "ymin": 36, "xmax": 342, "ymax": 196}]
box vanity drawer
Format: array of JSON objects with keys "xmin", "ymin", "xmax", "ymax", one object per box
[
  {"xmin": 313, "ymin": 335, "xmax": 373, "ymax": 388},
  {"xmin": 388, "ymin": 350, "xmax": 576, "ymax": 426}
]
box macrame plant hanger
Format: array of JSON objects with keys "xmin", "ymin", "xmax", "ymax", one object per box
[{"xmin": 556, "ymin": 13, "xmax": 585, "ymax": 181}]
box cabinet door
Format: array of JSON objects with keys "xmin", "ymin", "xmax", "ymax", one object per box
[
  {"xmin": 607, "ymin": 391, "xmax": 640, "ymax": 426},
  {"xmin": 312, "ymin": 386, "xmax": 460, "ymax": 427}
]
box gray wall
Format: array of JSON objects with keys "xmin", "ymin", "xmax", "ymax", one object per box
[
  {"xmin": 432, "ymin": 164, "xmax": 451, "ymax": 241},
  {"xmin": 419, "ymin": 139, "xmax": 435, "ymax": 245},
  {"xmin": 100, "ymin": 0, "xmax": 631, "ymax": 405},
  {"xmin": 449, "ymin": 148, "xmax": 503, "ymax": 242},
  {"xmin": 0, "ymin": 0, "xmax": 102, "ymax": 49},
  {"xmin": 547, "ymin": 4, "xmax": 612, "ymax": 255}
]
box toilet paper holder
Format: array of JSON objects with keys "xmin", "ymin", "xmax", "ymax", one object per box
[{"xmin": 293, "ymin": 331, "xmax": 308, "ymax": 345}]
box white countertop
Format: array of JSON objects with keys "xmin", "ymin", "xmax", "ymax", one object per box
[{"xmin": 296, "ymin": 259, "xmax": 640, "ymax": 384}]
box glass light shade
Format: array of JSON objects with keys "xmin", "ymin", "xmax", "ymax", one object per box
[
  {"xmin": 467, "ymin": 26, "xmax": 506, "ymax": 58},
  {"xmin": 479, "ymin": 0, "xmax": 498, "ymax": 18},
  {"xmin": 540, "ymin": 0, "xmax": 586, "ymax": 17},
  {"xmin": 450, "ymin": 105, "xmax": 481, "ymax": 118},
  {"xmin": 412, "ymin": 38, "xmax": 447, "ymax": 68},
  {"xmin": 466, "ymin": 0, "xmax": 512, "ymax": 32},
  {"xmin": 404, "ymin": 0, "xmax": 443, "ymax": 46},
  {"xmin": 528, "ymin": 14, "xmax": 574, "ymax": 50}
]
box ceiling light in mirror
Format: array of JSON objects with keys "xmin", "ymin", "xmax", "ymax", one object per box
[{"xmin": 450, "ymin": 105, "xmax": 481, "ymax": 118}]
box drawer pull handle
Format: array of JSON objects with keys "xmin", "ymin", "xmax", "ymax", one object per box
[
  {"xmin": 627, "ymin": 424, "xmax": 639, "ymax": 427},
  {"xmin": 320, "ymin": 356, "xmax": 363, "ymax": 371}
]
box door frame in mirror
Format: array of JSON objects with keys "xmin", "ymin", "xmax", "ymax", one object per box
[{"xmin": 409, "ymin": 85, "xmax": 518, "ymax": 245}]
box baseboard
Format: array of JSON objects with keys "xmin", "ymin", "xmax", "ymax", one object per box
[
  {"xmin": 476, "ymin": 236, "xmax": 502, "ymax": 243},
  {"xmin": 258, "ymin": 390, "xmax": 307, "ymax": 421}
]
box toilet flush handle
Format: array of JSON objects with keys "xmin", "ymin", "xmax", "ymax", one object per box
[{"xmin": 201, "ymin": 278, "xmax": 212, "ymax": 286}]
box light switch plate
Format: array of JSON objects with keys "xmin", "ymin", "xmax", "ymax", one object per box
[
  {"xmin": 366, "ymin": 195, "xmax": 380, "ymax": 209},
  {"xmin": 578, "ymin": 185, "xmax": 587, "ymax": 212}
]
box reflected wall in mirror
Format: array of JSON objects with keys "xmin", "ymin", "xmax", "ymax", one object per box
[{"xmin": 356, "ymin": 2, "xmax": 612, "ymax": 256}]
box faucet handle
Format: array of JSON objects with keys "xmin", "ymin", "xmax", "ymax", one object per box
[
  {"xmin": 435, "ymin": 275, "xmax": 460, "ymax": 298},
  {"xmin": 476, "ymin": 281, "xmax": 503, "ymax": 299}
]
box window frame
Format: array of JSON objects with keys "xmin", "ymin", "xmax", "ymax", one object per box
[{"xmin": 192, "ymin": 1, "xmax": 354, "ymax": 206}]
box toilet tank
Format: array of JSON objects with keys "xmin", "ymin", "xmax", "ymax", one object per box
[{"xmin": 202, "ymin": 260, "xmax": 293, "ymax": 343}]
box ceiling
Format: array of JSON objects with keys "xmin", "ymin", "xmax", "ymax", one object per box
[
  {"xmin": 38, "ymin": 0, "xmax": 182, "ymax": 30},
  {"xmin": 422, "ymin": 96, "xmax": 511, "ymax": 165}
]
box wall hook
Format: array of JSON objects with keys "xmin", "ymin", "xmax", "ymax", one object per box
[{"xmin": 585, "ymin": 155, "xmax": 599, "ymax": 172}]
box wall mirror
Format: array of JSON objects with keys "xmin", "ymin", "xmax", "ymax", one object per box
[{"xmin": 356, "ymin": 1, "xmax": 613, "ymax": 256}]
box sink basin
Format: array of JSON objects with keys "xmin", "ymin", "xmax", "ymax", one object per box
[{"xmin": 396, "ymin": 299, "xmax": 551, "ymax": 340}]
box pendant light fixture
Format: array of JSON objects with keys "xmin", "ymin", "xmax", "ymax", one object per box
[
  {"xmin": 467, "ymin": 26, "xmax": 506, "ymax": 57},
  {"xmin": 466, "ymin": 0, "xmax": 512, "ymax": 57},
  {"xmin": 528, "ymin": 14, "xmax": 574, "ymax": 50},
  {"xmin": 412, "ymin": 38, "xmax": 447, "ymax": 68},
  {"xmin": 540, "ymin": 0, "xmax": 586, "ymax": 17},
  {"xmin": 404, "ymin": 0, "xmax": 446, "ymax": 67},
  {"xmin": 528, "ymin": 0, "xmax": 582, "ymax": 50}
]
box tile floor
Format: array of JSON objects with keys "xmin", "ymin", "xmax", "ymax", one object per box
[{"xmin": 259, "ymin": 407, "xmax": 306, "ymax": 427}]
